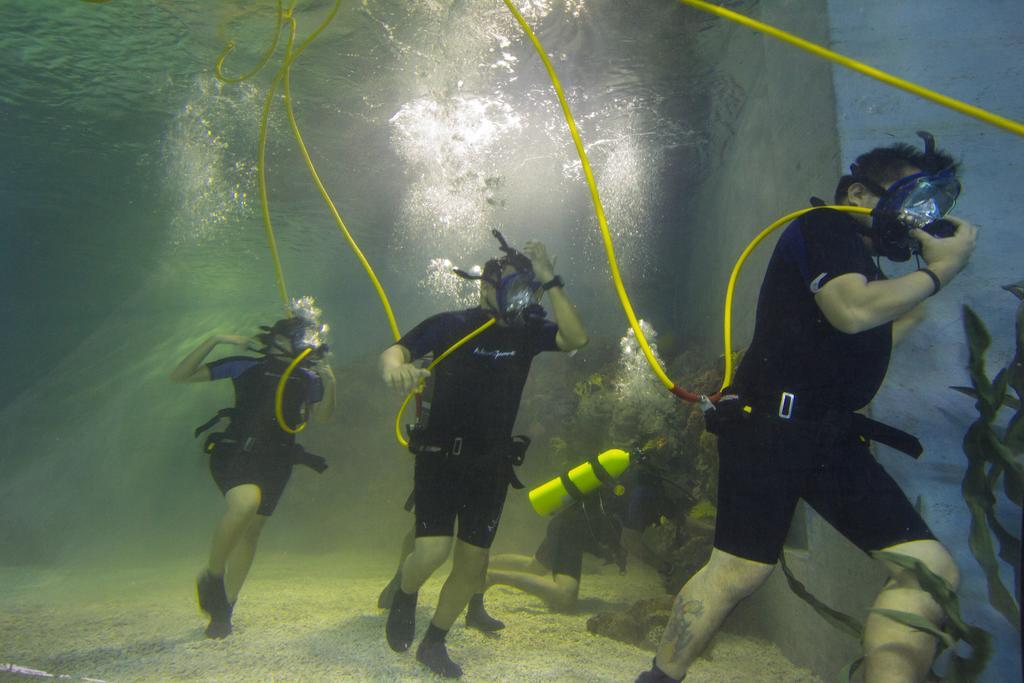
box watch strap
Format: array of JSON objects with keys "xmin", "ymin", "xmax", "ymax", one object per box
[{"xmin": 541, "ymin": 275, "xmax": 564, "ymax": 291}]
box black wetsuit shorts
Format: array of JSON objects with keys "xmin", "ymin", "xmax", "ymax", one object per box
[
  {"xmin": 534, "ymin": 506, "xmax": 605, "ymax": 581},
  {"xmin": 209, "ymin": 442, "xmax": 293, "ymax": 517},
  {"xmin": 714, "ymin": 416, "xmax": 935, "ymax": 564},
  {"xmin": 413, "ymin": 450, "xmax": 510, "ymax": 549}
]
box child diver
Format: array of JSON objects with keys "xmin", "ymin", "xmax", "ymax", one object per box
[{"xmin": 171, "ymin": 300, "xmax": 336, "ymax": 638}]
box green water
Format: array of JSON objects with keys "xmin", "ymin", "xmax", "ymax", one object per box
[{"xmin": 2, "ymin": 0, "xmax": 1017, "ymax": 681}]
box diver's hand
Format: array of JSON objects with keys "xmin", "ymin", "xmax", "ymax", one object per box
[
  {"xmin": 383, "ymin": 363, "xmax": 430, "ymax": 394},
  {"xmin": 312, "ymin": 359, "xmax": 335, "ymax": 381},
  {"xmin": 912, "ymin": 216, "xmax": 977, "ymax": 286},
  {"xmin": 523, "ymin": 241, "xmax": 556, "ymax": 282},
  {"xmin": 215, "ymin": 334, "xmax": 253, "ymax": 347}
]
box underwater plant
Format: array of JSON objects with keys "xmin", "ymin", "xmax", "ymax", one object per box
[
  {"xmin": 951, "ymin": 282, "xmax": 1023, "ymax": 631},
  {"xmin": 771, "ymin": 286, "xmax": 1024, "ymax": 681},
  {"xmin": 863, "ymin": 551, "xmax": 993, "ymax": 682},
  {"xmin": 835, "ymin": 283, "xmax": 1024, "ymax": 681}
]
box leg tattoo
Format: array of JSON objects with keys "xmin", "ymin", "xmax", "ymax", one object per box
[{"xmin": 662, "ymin": 598, "xmax": 704, "ymax": 666}]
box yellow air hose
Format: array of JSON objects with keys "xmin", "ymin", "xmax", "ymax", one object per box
[
  {"xmin": 502, "ymin": 0, "xmax": 702, "ymax": 401},
  {"xmin": 215, "ymin": 0, "xmax": 286, "ymax": 85},
  {"xmin": 275, "ymin": 347, "xmax": 314, "ymax": 434},
  {"xmin": 393, "ymin": 318, "xmax": 497, "ymax": 447},
  {"xmin": 216, "ymin": 0, "xmax": 360, "ymax": 433},
  {"xmin": 676, "ymin": 0, "xmax": 1024, "ymax": 139},
  {"xmin": 719, "ymin": 205, "xmax": 871, "ymax": 390},
  {"xmin": 506, "ymin": 1, "xmax": 1007, "ymax": 404},
  {"xmin": 218, "ymin": 1, "xmax": 497, "ymax": 444},
  {"xmin": 280, "ymin": 30, "xmax": 401, "ymax": 341}
]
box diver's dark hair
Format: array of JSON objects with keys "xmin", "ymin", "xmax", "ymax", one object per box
[
  {"xmin": 254, "ymin": 317, "xmax": 305, "ymax": 353},
  {"xmin": 833, "ymin": 135, "xmax": 959, "ymax": 204}
]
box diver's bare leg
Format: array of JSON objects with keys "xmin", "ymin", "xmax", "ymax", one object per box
[
  {"xmin": 411, "ymin": 540, "xmax": 485, "ymax": 677},
  {"xmin": 397, "ymin": 526, "xmax": 416, "ymax": 566},
  {"xmin": 208, "ymin": 484, "xmax": 262, "ymax": 576},
  {"xmin": 224, "ymin": 515, "xmax": 267, "ymax": 602},
  {"xmin": 387, "ymin": 535, "xmax": 451, "ymax": 653},
  {"xmin": 487, "ymin": 553, "xmax": 548, "ymax": 575},
  {"xmin": 487, "ymin": 566, "xmax": 579, "ymax": 611},
  {"xmin": 198, "ymin": 484, "xmax": 260, "ymax": 637},
  {"xmin": 653, "ymin": 548, "xmax": 774, "ymax": 679},
  {"xmin": 400, "ymin": 535, "xmax": 454, "ymax": 593},
  {"xmin": 379, "ymin": 527, "xmax": 416, "ymax": 608},
  {"xmin": 863, "ymin": 540, "xmax": 959, "ymax": 683},
  {"xmin": 432, "ymin": 539, "xmax": 489, "ymax": 629}
]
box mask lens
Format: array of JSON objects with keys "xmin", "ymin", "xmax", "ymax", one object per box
[
  {"xmin": 497, "ymin": 272, "xmax": 539, "ymax": 318},
  {"xmin": 291, "ymin": 330, "xmax": 311, "ymax": 352},
  {"xmin": 897, "ymin": 172, "xmax": 960, "ymax": 229}
]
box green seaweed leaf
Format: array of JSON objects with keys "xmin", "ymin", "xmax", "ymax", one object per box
[
  {"xmin": 960, "ymin": 424, "xmax": 1021, "ymax": 629},
  {"xmin": 964, "ymin": 306, "xmax": 997, "ymax": 420},
  {"xmin": 950, "ymin": 386, "xmax": 1022, "ymax": 411},
  {"xmin": 872, "ymin": 551, "xmax": 967, "ymax": 635},
  {"xmin": 983, "ymin": 503, "xmax": 1022, "ymax": 603},
  {"xmin": 980, "ymin": 426, "xmax": 1023, "ymax": 506},
  {"xmin": 1005, "ymin": 409, "xmax": 1024, "ymax": 453},
  {"xmin": 947, "ymin": 625, "xmax": 994, "ymax": 682},
  {"xmin": 869, "ymin": 608, "xmax": 956, "ymax": 649},
  {"xmin": 837, "ymin": 656, "xmax": 863, "ymax": 683},
  {"xmin": 871, "ymin": 551, "xmax": 995, "ymax": 680},
  {"xmin": 778, "ymin": 552, "xmax": 864, "ymax": 640}
]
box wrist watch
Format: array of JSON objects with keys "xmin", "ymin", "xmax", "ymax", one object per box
[{"xmin": 541, "ymin": 275, "xmax": 565, "ymax": 291}]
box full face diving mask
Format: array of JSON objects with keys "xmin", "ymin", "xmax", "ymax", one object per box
[
  {"xmin": 493, "ymin": 269, "xmax": 543, "ymax": 323},
  {"xmin": 868, "ymin": 167, "xmax": 961, "ymax": 261},
  {"xmin": 453, "ymin": 230, "xmax": 546, "ymax": 326},
  {"xmin": 259, "ymin": 317, "xmax": 329, "ymax": 361}
]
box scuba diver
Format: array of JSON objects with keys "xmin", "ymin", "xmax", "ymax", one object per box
[
  {"xmin": 378, "ymin": 232, "xmax": 588, "ymax": 678},
  {"xmin": 637, "ymin": 133, "xmax": 977, "ymax": 683},
  {"xmin": 170, "ymin": 309, "xmax": 335, "ymax": 638},
  {"xmin": 485, "ymin": 467, "xmax": 674, "ymax": 612}
]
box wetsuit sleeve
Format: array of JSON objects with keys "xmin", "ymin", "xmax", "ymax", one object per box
[
  {"xmin": 787, "ymin": 211, "xmax": 872, "ymax": 292},
  {"xmin": 396, "ymin": 313, "xmax": 451, "ymax": 361},
  {"xmin": 206, "ymin": 356, "xmax": 257, "ymax": 381},
  {"xmin": 529, "ymin": 319, "xmax": 560, "ymax": 354}
]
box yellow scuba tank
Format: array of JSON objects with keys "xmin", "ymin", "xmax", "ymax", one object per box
[{"xmin": 528, "ymin": 448, "xmax": 631, "ymax": 516}]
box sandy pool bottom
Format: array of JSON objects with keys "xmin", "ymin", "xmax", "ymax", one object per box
[{"xmin": 0, "ymin": 551, "xmax": 821, "ymax": 682}]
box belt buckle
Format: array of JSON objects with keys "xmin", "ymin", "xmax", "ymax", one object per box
[
  {"xmin": 451, "ymin": 437, "xmax": 463, "ymax": 456},
  {"xmin": 778, "ymin": 392, "xmax": 795, "ymax": 420}
]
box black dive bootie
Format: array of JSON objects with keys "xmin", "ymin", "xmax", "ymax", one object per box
[
  {"xmin": 197, "ymin": 571, "xmax": 233, "ymax": 639},
  {"xmin": 205, "ymin": 601, "xmax": 234, "ymax": 639},
  {"xmin": 386, "ymin": 588, "xmax": 417, "ymax": 652},
  {"xmin": 635, "ymin": 658, "xmax": 684, "ymax": 682},
  {"xmin": 416, "ymin": 624, "xmax": 463, "ymax": 678},
  {"xmin": 465, "ymin": 592, "xmax": 505, "ymax": 632},
  {"xmin": 377, "ymin": 571, "xmax": 401, "ymax": 609}
]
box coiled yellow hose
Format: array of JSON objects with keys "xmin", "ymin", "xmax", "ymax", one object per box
[{"xmin": 393, "ymin": 318, "xmax": 497, "ymax": 448}]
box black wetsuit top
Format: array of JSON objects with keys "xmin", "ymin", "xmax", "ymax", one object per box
[
  {"xmin": 207, "ymin": 355, "xmax": 324, "ymax": 445},
  {"xmin": 397, "ymin": 307, "xmax": 559, "ymax": 444},
  {"xmin": 732, "ymin": 209, "xmax": 892, "ymax": 412}
]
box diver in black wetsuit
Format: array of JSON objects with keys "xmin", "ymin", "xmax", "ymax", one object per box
[
  {"xmin": 379, "ymin": 233, "xmax": 588, "ymax": 678},
  {"xmin": 171, "ymin": 315, "xmax": 335, "ymax": 638},
  {"xmin": 485, "ymin": 469, "xmax": 673, "ymax": 612},
  {"xmin": 637, "ymin": 135, "xmax": 977, "ymax": 682}
]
